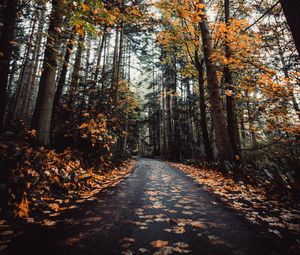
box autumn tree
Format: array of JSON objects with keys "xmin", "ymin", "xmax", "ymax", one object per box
[{"xmin": 31, "ymin": 0, "xmax": 64, "ymax": 145}]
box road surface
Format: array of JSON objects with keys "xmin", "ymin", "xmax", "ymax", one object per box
[{"xmin": 5, "ymin": 159, "xmax": 292, "ymax": 255}]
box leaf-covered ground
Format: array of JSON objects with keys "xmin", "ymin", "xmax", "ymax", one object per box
[
  {"xmin": 169, "ymin": 162, "xmax": 300, "ymax": 243},
  {"xmin": 0, "ymin": 159, "xmax": 137, "ymax": 252},
  {"xmin": 1, "ymin": 158, "xmax": 299, "ymax": 255}
]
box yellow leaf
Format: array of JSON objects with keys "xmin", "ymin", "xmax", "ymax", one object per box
[
  {"xmin": 28, "ymin": 129, "xmax": 36, "ymax": 137},
  {"xmin": 225, "ymin": 89, "xmax": 233, "ymax": 96},
  {"xmin": 197, "ymin": 3, "xmax": 205, "ymax": 9},
  {"xmin": 81, "ymin": 3, "xmax": 88, "ymax": 12},
  {"xmin": 15, "ymin": 193, "xmax": 29, "ymax": 218},
  {"xmin": 48, "ymin": 203, "xmax": 60, "ymax": 212},
  {"xmin": 151, "ymin": 240, "xmax": 169, "ymax": 248},
  {"xmin": 79, "ymin": 123, "xmax": 89, "ymax": 129}
]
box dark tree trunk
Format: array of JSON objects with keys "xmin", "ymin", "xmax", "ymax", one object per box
[
  {"xmin": 31, "ymin": 0, "xmax": 64, "ymax": 145},
  {"xmin": 276, "ymin": 33, "xmax": 300, "ymax": 120},
  {"xmin": 12, "ymin": 17, "xmax": 37, "ymax": 122},
  {"xmin": 21, "ymin": 10, "xmax": 45, "ymax": 124},
  {"xmin": 24, "ymin": 13, "xmax": 45, "ymax": 121},
  {"xmin": 194, "ymin": 51, "xmax": 214, "ymax": 162},
  {"xmin": 111, "ymin": 27, "xmax": 120, "ymax": 92},
  {"xmin": 53, "ymin": 29, "xmax": 75, "ymax": 113},
  {"xmin": 199, "ymin": 1, "xmax": 234, "ymax": 165},
  {"xmin": 94, "ymin": 27, "xmax": 107, "ymax": 85},
  {"xmin": 224, "ymin": 0, "xmax": 242, "ymax": 160},
  {"xmin": 0, "ymin": 0, "xmax": 19, "ymax": 131},
  {"xmin": 280, "ymin": 0, "xmax": 300, "ymax": 57}
]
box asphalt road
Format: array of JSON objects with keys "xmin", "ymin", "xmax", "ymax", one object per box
[{"xmin": 4, "ymin": 158, "xmax": 293, "ymax": 255}]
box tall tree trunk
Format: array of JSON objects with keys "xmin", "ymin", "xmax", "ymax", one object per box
[
  {"xmin": 0, "ymin": 0, "xmax": 19, "ymax": 131},
  {"xmin": 69, "ymin": 34, "xmax": 84, "ymax": 105},
  {"xmin": 194, "ymin": 51, "xmax": 214, "ymax": 162},
  {"xmin": 199, "ymin": 1, "xmax": 234, "ymax": 165},
  {"xmin": 276, "ymin": 34, "xmax": 300, "ymax": 120},
  {"xmin": 99, "ymin": 32, "xmax": 109, "ymax": 107},
  {"xmin": 161, "ymin": 83, "xmax": 167, "ymax": 158},
  {"xmin": 21, "ymin": 9, "xmax": 46, "ymax": 123},
  {"xmin": 224, "ymin": 0, "xmax": 242, "ymax": 160},
  {"xmin": 13, "ymin": 17, "xmax": 37, "ymax": 121},
  {"xmin": 31, "ymin": 0, "xmax": 64, "ymax": 145},
  {"xmin": 280, "ymin": 0, "xmax": 300, "ymax": 57},
  {"xmin": 164, "ymin": 63, "xmax": 174, "ymax": 160},
  {"xmin": 172, "ymin": 71, "xmax": 180, "ymax": 160},
  {"xmin": 53, "ymin": 29, "xmax": 75, "ymax": 113},
  {"xmin": 24, "ymin": 15, "xmax": 46, "ymax": 121},
  {"xmin": 82, "ymin": 35, "xmax": 91, "ymax": 109},
  {"xmin": 111, "ymin": 27, "xmax": 120, "ymax": 92},
  {"xmin": 94, "ymin": 28, "xmax": 107, "ymax": 85},
  {"xmin": 113, "ymin": 25, "xmax": 124, "ymax": 105}
]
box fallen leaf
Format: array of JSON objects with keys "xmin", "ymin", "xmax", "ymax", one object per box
[{"xmin": 151, "ymin": 240, "xmax": 169, "ymax": 249}]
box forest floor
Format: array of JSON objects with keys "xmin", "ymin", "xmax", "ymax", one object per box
[{"xmin": 1, "ymin": 158, "xmax": 300, "ymax": 255}]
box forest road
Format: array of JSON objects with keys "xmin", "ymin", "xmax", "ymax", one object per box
[{"xmin": 5, "ymin": 158, "xmax": 293, "ymax": 255}]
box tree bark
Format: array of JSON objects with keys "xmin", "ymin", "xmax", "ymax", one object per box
[
  {"xmin": 94, "ymin": 28, "xmax": 107, "ymax": 85},
  {"xmin": 12, "ymin": 17, "xmax": 37, "ymax": 122},
  {"xmin": 276, "ymin": 32, "xmax": 300, "ymax": 120},
  {"xmin": 280, "ymin": 0, "xmax": 300, "ymax": 57},
  {"xmin": 21, "ymin": 10, "xmax": 45, "ymax": 123},
  {"xmin": 53, "ymin": 29, "xmax": 75, "ymax": 113},
  {"xmin": 194, "ymin": 51, "xmax": 214, "ymax": 162},
  {"xmin": 24, "ymin": 15, "xmax": 45, "ymax": 121},
  {"xmin": 0, "ymin": 0, "xmax": 19, "ymax": 131},
  {"xmin": 69, "ymin": 34, "xmax": 84, "ymax": 105},
  {"xmin": 199, "ymin": 1, "xmax": 234, "ymax": 165},
  {"xmin": 31, "ymin": 0, "xmax": 64, "ymax": 145},
  {"xmin": 224, "ymin": 0, "xmax": 242, "ymax": 160}
]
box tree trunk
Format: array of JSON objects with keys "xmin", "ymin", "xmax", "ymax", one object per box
[
  {"xmin": 194, "ymin": 51, "xmax": 214, "ymax": 162},
  {"xmin": 0, "ymin": 0, "xmax": 19, "ymax": 131},
  {"xmin": 199, "ymin": 1, "xmax": 234, "ymax": 165},
  {"xmin": 164, "ymin": 61, "xmax": 174, "ymax": 160},
  {"xmin": 24, "ymin": 15, "xmax": 46, "ymax": 121},
  {"xmin": 21, "ymin": 10, "xmax": 45, "ymax": 124},
  {"xmin": 53, "ymin": 29, "xmax": 75, "ymax": 113},
  {"xmin": 111, "ymin": 27, "xmax": 120, "ymax": 92},
  {"xmin": 13, "ymin": 17, "xmax": 37, "ymax": 122},
  {"xmin": 280, "ymin": 0, "xmax": 300, "ymax": 57},
  {"xmin": 69, "ymin": 34, "xmax": 84, "ymax": 105},
  {"xmin": 31, "ymin": 0, "xmax": 64, "ymax": 145},
  {"xmin": 224, "ymin": 0, "xmax": 242, "ymax": 160},
  {"xmin": 276, "ymin": 33, "xmax": 300, "ymax": 120},
  {"xmin": 94, "ymin": 28, "xmax": 107, "ymax": 85}
]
